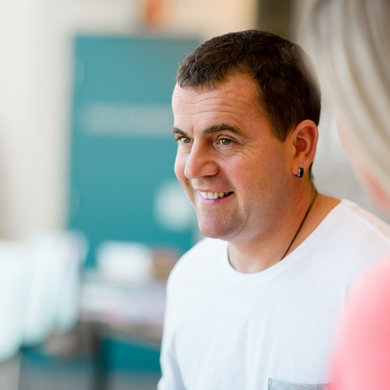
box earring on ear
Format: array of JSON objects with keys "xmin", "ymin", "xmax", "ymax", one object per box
[{"xmin": 295, "ymin": 167, "xmax": 304, "ymax": 178}]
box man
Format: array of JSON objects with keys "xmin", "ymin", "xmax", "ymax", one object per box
[{"xmin": 158, "ymin": 30, "xmax": 390, "ymax": 390}]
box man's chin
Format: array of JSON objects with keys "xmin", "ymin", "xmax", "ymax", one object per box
[{"xmin": 198, "ymin": 223, "xmax": 234, "ymax": 240}]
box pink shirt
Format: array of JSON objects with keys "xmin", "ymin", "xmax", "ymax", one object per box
[{"xmin": 330, "ymin": 257, "xmax": 390, "ymax": 390}]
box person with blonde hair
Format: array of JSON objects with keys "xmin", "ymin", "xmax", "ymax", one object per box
[{"xmin": 304, "ymin": 0, "xmax": 390, "ymax": 389}]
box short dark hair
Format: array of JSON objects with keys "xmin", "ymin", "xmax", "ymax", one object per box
[{"xmin": 177, "ymin": 30, "xmax": 321, "ymax": 141}]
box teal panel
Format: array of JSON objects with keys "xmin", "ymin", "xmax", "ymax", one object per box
[
  {"xmin": 69, "ymin": 35, "xmax": 199, "ymax": 267},
  {"xmin": 102, "ymin": 338, "xmax": 161, "ymax": 371}
]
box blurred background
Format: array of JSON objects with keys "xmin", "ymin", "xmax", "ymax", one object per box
[{"xmin": 0, "ymin": 0, "xmax": 388, "ymax": 389}]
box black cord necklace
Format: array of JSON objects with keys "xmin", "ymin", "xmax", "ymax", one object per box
[{"xmin": 280, "ymin": 188, "xmax": 318, "ymax": 261}]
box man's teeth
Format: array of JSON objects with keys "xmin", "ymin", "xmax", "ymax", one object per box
[{"xmin": 199, "ymin": 191, "xmax": 230, "ymax": 200}]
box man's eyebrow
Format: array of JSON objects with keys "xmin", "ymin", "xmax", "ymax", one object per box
[
  {"xmin": 172, "ymin": 127, "xmax": 187, "ymax": 136},
  {"xmin": 202, "ymin": 124, "xmax": 246, "ymax": 137},
  {"xmin": 171, "ymin": 124, "xmax": 247, "ymax": 137}
]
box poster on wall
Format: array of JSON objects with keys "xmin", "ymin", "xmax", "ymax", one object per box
[{"xmin": 69, "ymin": 35, "xmax": 199, "ymax": 267}]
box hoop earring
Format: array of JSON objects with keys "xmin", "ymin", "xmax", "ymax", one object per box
[{"xmin": 296, "ymin": 167, "xmax": 304, "ymax": 178}]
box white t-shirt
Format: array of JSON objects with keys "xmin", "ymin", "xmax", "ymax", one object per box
[{"xmin": 158, "ymin": 200, "xmax": 390, "ymax": 390}]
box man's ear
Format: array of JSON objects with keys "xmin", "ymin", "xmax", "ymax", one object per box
[{"xmin": 290, "ymin": 120, "xmax": 318, "ymax": 177}]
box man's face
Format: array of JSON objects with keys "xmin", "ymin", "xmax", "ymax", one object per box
[{"xmin": 172, "ymin": 73, "xmax": 294, "ymax": 243}]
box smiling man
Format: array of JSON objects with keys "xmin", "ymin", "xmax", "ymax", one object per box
[{"xmin": 158, "ymin": 31, "xmax": 390, "ymax": 390}]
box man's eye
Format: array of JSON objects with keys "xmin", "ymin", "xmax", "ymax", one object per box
[
  {"xmin": 219, "ymin": 138, "xmax": 232, "ymax": 146},
  {"xmin": 175, "ymin": 136, "xmax": 191, "ymax": 144},
  {"xmin": 180, "ymin": 137, "xmax": 191, "ymax": 144}
]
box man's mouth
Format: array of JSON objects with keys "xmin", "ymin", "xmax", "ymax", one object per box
[{"xmin": 198, "ymin": 191, "xmax": 233, "ymax": 200}]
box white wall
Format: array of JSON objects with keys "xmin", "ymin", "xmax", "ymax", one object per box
[{"xmin": 0, "ymin": 0, "xmax": 140, "ymax": 239}]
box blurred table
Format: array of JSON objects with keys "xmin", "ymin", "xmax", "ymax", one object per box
[{"xmin": 79, "ymin": 272, "xmax": 166, "ymax": 390}]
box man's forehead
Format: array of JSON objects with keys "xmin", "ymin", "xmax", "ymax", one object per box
[
  {"xmin": 172, "ymin": 77, "xmax": 268, "ymax": 131},
  {"xmin": 171, "ymin": 74, "xmax": 275, "ymax": 142},
  {"xmin": 172, "ymin": 73, "xmax": 259, "ymax": 107}
]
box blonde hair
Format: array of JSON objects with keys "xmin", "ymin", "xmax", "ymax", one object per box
[{"xmin": 303, "ymin": 0, "xmax": 390, "ymax": 198}]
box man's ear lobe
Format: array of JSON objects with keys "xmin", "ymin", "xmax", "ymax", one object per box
[{"xmin": 291, "ymin": 119, "xmax": 319, "ymax": 173}]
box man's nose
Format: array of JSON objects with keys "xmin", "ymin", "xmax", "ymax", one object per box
[{"xmin": 184, "ymin": 142, "xmax": 218, "ymax": 179}]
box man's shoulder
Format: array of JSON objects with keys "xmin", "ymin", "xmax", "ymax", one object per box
[
  {"xmin": 338, "ymin": 199, "xmax": 390, "ymax": 243},
  {"xmin": 321, "ymin": 199, "xmax": 390, "ymax": 277}
]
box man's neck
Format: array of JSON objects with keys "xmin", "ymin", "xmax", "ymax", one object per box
[{"xmin": 227, "ymin": 192, "xmax": 341, "ymax": 274}]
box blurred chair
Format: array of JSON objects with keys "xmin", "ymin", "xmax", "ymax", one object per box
[
  {"xmin": 0, "ymin": 230, "xmax": 87, "ymax": 390},
  {"xmin": 23, "ymin": 231, "xmax": 87, "ymax": 346},
  {"xmin": 0, "ymin": 243, "xmax": 30, "ymax": 390},
  {"xmin": 0, "ymin": 243, "xmax": 31, "ymax": 362}
]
